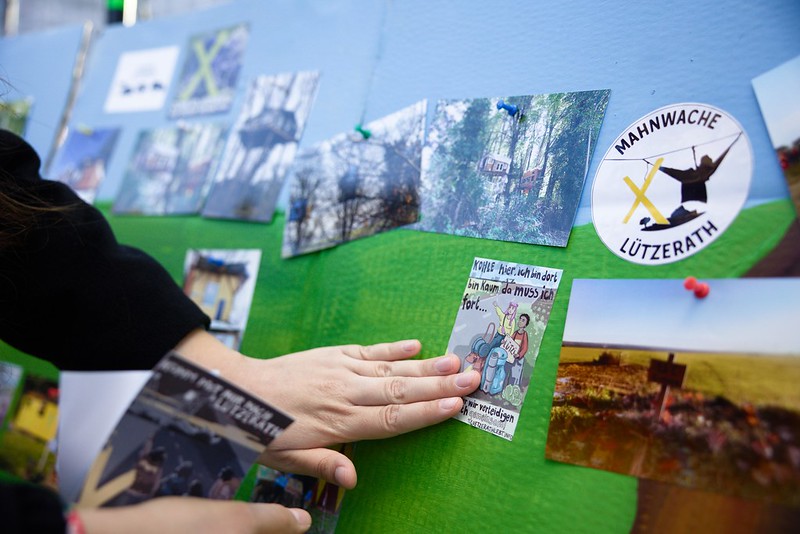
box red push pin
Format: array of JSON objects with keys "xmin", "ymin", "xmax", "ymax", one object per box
[{"xmin": 683, "ymin": 276, "xmax": 709, "ymax": 298}]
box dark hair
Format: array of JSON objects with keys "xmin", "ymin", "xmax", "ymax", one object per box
[
  {"xmin": 0, "ymin": 169, "xmax": 77, "ymax": 248},
  {"xmin": 519, "ymin": 313, "xmax": 530, "ymax": 325}
]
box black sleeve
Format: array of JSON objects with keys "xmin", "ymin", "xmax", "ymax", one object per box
[
  {"xmin": 0, "ymin": 482, "xmax": 67, "ymax": 534},
  {"xmin": 0, "ymin": 130, "xmax": 210, "ymax": 371}
]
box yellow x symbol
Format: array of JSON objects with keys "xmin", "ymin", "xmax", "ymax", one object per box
[
  {"xmin": 178, "ymin": 30, "xmax": 229, "ymax": 101},
  {"xmin": 622, "ymin": 157, "xmax": 669, "ymax": 224}
]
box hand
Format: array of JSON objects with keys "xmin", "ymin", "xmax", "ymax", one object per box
[
  {"xmin": 76, "ymin": 497, "xmax": 311, "ymax": 534},
  {"xmin": 177, "ymin": 332, "xmax": 480, "ymax": 489}
]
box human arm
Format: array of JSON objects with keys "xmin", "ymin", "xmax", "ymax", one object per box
[
  {"xmin": 75, "ymin": 498, "xmax": 311, "ymax": 534},
  {"xmin": 174, "ymin": 329, "xmax": 481, "ymax": 488},
  {"xmin": 0, "ymin": 129, "xmax": 209, "ymax": 370}
]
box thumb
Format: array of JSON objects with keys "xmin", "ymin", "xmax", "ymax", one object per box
[
  {"xmin": 259, "ymin": 447, "xmax": 357, "ymax": 489},
  {"xmin": 248, "ymin": 504, "xmax": 312, "ymax": 533}
]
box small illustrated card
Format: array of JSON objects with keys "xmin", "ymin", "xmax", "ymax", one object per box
[
  {"xmin": 282, "ymin": 100, "xmax": 426, "ymax": 257},
  {"xmin": 169, "ymin": 23, "xmax": 250, "ymax": 118},
  {"xmin": 0, "ymin": 371, "xmax": 59, "ymax": 488},
  {"xmin": 414, "ymin": 90, "xmax": 610, "ymax": 247},
  {"xmin": 78, "ymin": 352, "xmax": 292, "ymax": 507},
  {"xmin": 49, "ymin": 126, "xmax": 121, "ymax": 204},
  {"xmin": 182, "ymin": 249, "xmax": 262, "ymax": 350},
  {"xmin": 113, "ymin": 122, "xmax": 227, "ymax": 215},
  {"xmin": 752, "ymin": 54, "xmax": 800, "ymax": 218},
  {"xmin": 546, "ymin": 278, "xmax": 800, "ymax": 507},
  {"xmin": 449, "ymin": 257, "xmax": 562, "ymax": 440},
  {"xmin": 202, "ymin": 71, "xmax": 320, "ymax": 222}
]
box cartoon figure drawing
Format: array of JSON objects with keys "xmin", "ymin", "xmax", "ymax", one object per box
[
  {"xmin": 507, "ymin": 313, "xmax": 530, "ymax": 387},
  {"xmin": 494, "ymin": 301, "xmax": 518, "ymax": 337},
  {"xmin": 640, "ymin": 133, "xmax": 741, "ymax": 230},
  {"xmin": 466, "ymin": 301, "xmax": 530, "ymax": 396}
]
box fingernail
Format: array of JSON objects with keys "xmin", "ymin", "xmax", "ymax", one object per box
[
  {"xmin": 455, "ymin": 371, "xmax": 475, "ymax": 388},
  {"xmin": 434, "ymin": 356, "xmax": 452, "ymax": 373},
  {"xmin": 289, "ymin": 508, "xmax": 312, "ymax": 530},
  {"xmin": 439, "ymin": 397, "xmax": 458, "ymax": 410},
  {"xmin": 334, "ymin": 466, "xmax": 349, "ymax": 486},
  {"xmin": 402, "ymin": 340, "xmax": 419, "ymax": 352}
]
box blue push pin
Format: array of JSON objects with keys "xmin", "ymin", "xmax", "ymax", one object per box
[{"xmin": 496, "ymin": 99, "xmax": 519, "ymax": 117}]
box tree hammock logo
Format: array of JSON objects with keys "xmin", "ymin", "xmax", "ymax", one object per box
[{"xmin": 591, "ymin": 103, "xmax": 752, "ymax": 265}]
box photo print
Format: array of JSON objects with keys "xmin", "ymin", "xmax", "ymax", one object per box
[
  {"xmin": 0, "ymin": 372, "xmax": 59, "ymax": 489},
  {"xmin": 546, "ymin": 278, "xmax": 800, "ymax": 507},
  {"xmin": 414, "ymin": 90, "xmax": 610, "ymax": 247},
  {"xmin": 202, "ymin": 71, "xmax": 320, "ymax": 222},
  {"xmin": 753, "ymin": 54, "xmax": 800, "ymax": 218},
  {"xmin": 113, "ymin": 122, "xmax": 227, "ymax": 215},
  {"xmin": 49, "ymin": 125, "xmax": 121, "ymax": 203},
  {"xmin": 78, "ymin": 353, "xmax": 292, "ymax": 507},
  {"xmin": 182, "ymin": 249, "xmax": 262, "ymax": 350},
  {"xmin": 282, "ymin": 101, "xmax": 426, "ymax": 258},
  {"xmin": 169, "ymin": 23, "xmax": 250, "ymax": 118},
  {"xmin": 0, "ymin": 97, "xmax": 33, "ymax": 136}
]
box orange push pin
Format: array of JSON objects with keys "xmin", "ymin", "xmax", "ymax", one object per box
[
  {"xmin": 683, "ymin": 276, "xmax": 709, "ymax": 298},
  {"xmin": 694, "ymin": 282, "xmax": 710, "ymax": 298}
]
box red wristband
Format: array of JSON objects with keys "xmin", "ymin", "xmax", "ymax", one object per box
[{"xmin": 66, "ymin": 510, "xmax": 86, "ymax": 534}]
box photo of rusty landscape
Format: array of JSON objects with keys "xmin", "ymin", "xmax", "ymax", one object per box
[{"xmin": 546, "ymin": 344, "xmax": 800, "ymax": 506}]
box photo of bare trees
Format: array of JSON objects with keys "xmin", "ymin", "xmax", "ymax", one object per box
[{"xmin": 282, "ymin": 101, "xmax": 426, "ymax": 257}]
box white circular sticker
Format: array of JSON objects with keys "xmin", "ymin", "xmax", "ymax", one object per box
[{"xmin": 592, "ymin": 103, "xmax": 752, "ymax": 265}]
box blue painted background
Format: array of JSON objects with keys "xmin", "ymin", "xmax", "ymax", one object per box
[{"xmin": 3, "ymin": 0, "xmax": 797, "ymax": 219}]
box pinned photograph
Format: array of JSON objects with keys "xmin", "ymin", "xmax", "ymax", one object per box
[
  {"xmin": 752, "ymin": 54, "xmax": 800, "ymax": 218},
  {"xmin": 104, "ymin": 46, "xmax": 180, "ymax": 113},
  {"xmin": 414, "ymin": 90, "xmax": 610, "ymax": 247},
  {"xmin": 49, "ymin": 126, "xmax": 121, "ymax": 204},
  {"xmin": 449, "ymin": 257, "xmax": 562, "ymax": 440},
  {"xmin": 546, "ymin": 278, "xmax": 800, "ymax": 506},
  {"xmin": 0, "ymin": 97, "xmax": 33, "ymax": 136},
  {"xmin": 182, "ymin": 249, "xmax": 262, "ymax": 350},
  {"xmin": 0, "ymin": 372, "xmax": 59, "ymax": 488},
  {"xmin": 169, "ymin": 24, "xmax": 250, "ymax": 118},
  {"xmin": 0, "ymin": 362, "xmax": 23, "ymax": 429},
  {"xmin": 202, "ymin": 71, "xmax": 320, "ymax": 222},
  {"xmin": 113, "ymin": 122, "xmax": 227, "ymax": 215},
  {"xmin": 282, "ymin": 101, "xmax": 426, "ymax": 257},
  {"xmin": 78, "ymin": 353, "xmax": 292, "ymax": 507},
  {"xmin": 250, "ymin": 443, "xmax": 353, "ymax": 533}
]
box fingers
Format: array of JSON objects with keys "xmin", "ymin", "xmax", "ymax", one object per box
[
  {"xmin": 350, "ymin": 369, "xmax": 480, "ymax": 406},
  {"xmin": 359, "ymin": 353, "xmax": 463, "ymax": 378},
  {"xmin": 248, "ymin": 504, "xmax": 312, "ymax": 533},
  {"xmin": 259, "ymin": 447, "xmax": 357, "ymax": 489},
  {"xmin": 341, "ymin": 339, "xmax": 421, "ymax": 362},
  {"xmin": 354, "ymin": 395, "xmax": 469, "ymax": 440}
]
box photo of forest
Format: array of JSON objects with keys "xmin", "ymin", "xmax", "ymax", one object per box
[
  {"xmin": 414, "ymin": 90, "xmax": 610, "ymax": 247},
  {"xmin": 282, "ymin": 101, "xmax": 426, "ymax": 257}
]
